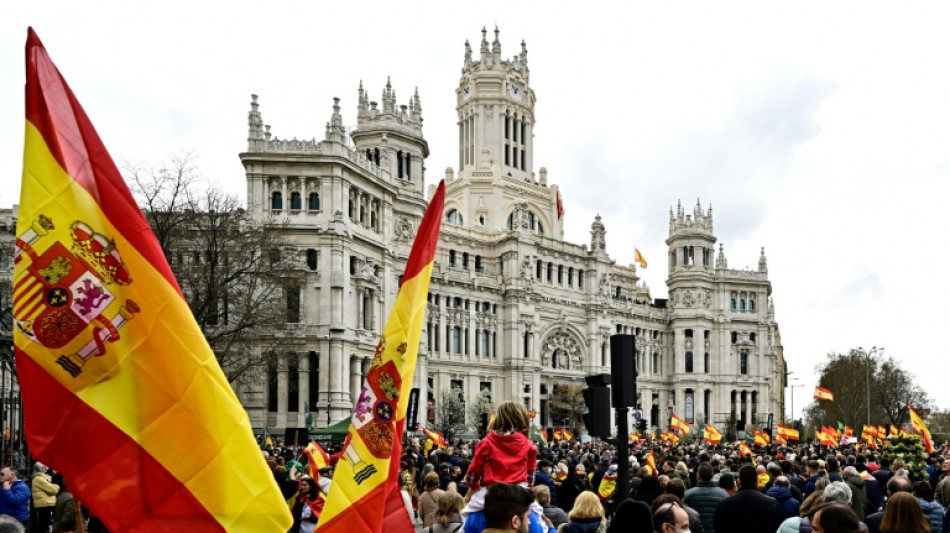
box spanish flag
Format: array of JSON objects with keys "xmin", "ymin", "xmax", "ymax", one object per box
[
  {"xmin": 703, "ymin": 424, "xmax": 722, "ymax": 444},
  {"xmin": 909, "ymin": 406, "xmax": 934, "ymax": 454},
  {"xmin": 645, "ymin": 450, "xmax": 658, "ymax": 476},
  {"xmin": 670, "ymin": 414, "xmax": 690, "ymax": 435},
  {"xmin": 304, "ymin": 441, "xmax": 331, "ymax": 478},
  {"xmin": 423, "ymin": 427, "xmax": 447, "ymax": 448},
  {"xmin": 777, "ymin": 424, "xmax": 800, "ymax": 441},
  {"xmin": 814, "ymin": 386, "xmax": 834, "ymax": 401},
  {"xmin": 562, "ymin": 428, "xmax": 574, "ymax": 442},
  {"xmin": 317, "ymin": 181, "xmax": 445, "ymax": 533},
  {"xmin": 16, "ymin": 29, "xmax": 290, "ymax": 531},
  {"xmin": 817, "ymin": 428, "xmax": 837, "ymax": 447},
  {"xmin": 556, "ymin": 190, "xmax": 564, "ymax": 220},
  {"xmin": 553, "ymin": 428, "xmax": 563, "ymax": 441},
  {"xmin": 754, "ymin": 429, "xmax": 770, "ymax": 446},
  {"xmin": 890, "ymin": 424, "xmax": 899, "ymax": 437},
  {"xmin": 738, "ymin": 442, "xmax": 752, "ymax": 457},
  {"xmin": 635, "ymin": 248, "xmax": 648, "ymax": 269}
]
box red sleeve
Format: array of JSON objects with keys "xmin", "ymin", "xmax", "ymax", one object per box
[{"xmin": 467, "ymin": 439, "xmax": 490, "ymax": 490}]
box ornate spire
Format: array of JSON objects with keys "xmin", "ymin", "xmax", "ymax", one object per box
[
  {"xmin": 716, "ymin": 243, "xmax": 728, "ymax": 269},
  {"xmin": 247, "ymin": 94, "xmax": 264, "ymax": 148},
  {"xmin": 758, "ymin": 247, "xmax": 768, "ymax": 273},
  {"xmin": 464, "ymin": 39, "xmax": 472, "ymax": 65},
  {"xmin": 480, "ymin": 26, "xmax": 490, "ymax": 58},
  {"xmin": 492, "ymin": 26, "xmax": 501, "ymax": 57},
  {"xmin": 411, "ymin": 87, "xmax": 422, "ymax": 122}
]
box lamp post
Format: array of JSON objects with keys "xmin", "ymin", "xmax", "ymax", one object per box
[
  {"xmin": 852, "ymin": 346, "xmax": 883, "ymax": 426},
  {"xmin": 788, "ymin": 375, "xmax": 803, "ymax": 423}
]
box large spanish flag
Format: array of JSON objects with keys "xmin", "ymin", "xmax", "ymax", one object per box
[
  {"xmin": 703, "ymin": 424, "xmax": 722, "ymax": 444},
  {"xmin": 777, "ymin": 424, "xmax": 800, "ymax": 441},
  {"xmin": 16, "ymin": 29, "xmax": 290, "ymax": 531},
  {"xmin": 670, "ymin": 413, "xmax": 690, "ymax": 435},
  {"xmin": 316, "ymin": 181, "xmax": 445, "ymax": 533}
]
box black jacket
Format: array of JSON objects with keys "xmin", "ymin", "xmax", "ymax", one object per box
[
  {"xmin": 714, "ymin": 487, "xmax": 783, "ymax": 533},
  {"xmin": 684, "ymin": 481, "xmax": 729, "ymax": 533}
]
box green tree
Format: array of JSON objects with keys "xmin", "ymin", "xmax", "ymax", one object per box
[
  {"xmin": 804, "ymin": 349, "xmax": 930, "ymax": 430},
  {"xmin": 467, "ymin": 389, "xmax": 494, "ymax": 435},
  {"xmin": 548, "ymin": 381, "xmax": 586, "ymax": 432},
  {"xmin": 437, "ymin": 388, "xmax": 466, "ymax": 440}
]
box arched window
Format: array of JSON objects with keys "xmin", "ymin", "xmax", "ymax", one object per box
[
  {"xmin": 740, "ymin": 299, "xmax": 746, "ymax": 310},
  {"xmin": 749, "ymin": 299, "xmax": 756, "ymax": 311},
  {"xmin": 546, "ymin": 262, "xmax": 553, "ymax": 282},
  {"xmin": 474, "ymin": 255, "xmax": 482, "ymax": 272},
  {"xmin": 750, "ymin": 333, "xmax": 756, "ymax": 344},
  {"xmin": 290, "ymin": 191, "xmax": 302, "ymax": 211},
  {"xmin": 685, "ymin": 352, "xmax": 694, "ymax": 373},
  {"xmin": 462, "ymin": 253, "xmax": 469, "ymax": 270},
  {"xmin": 306, "ymin": 249, "xmax": 318, "ymax": 271},
  {"xmin": 309, "ymin": 193, "xmax": 320, "ymax": 211},
  {"xmin": 730, "ymin": 299, "xmax": 736, "ymax": 310},
  {"xmin": 557, "ymin": 265, "xmax": 564, "ymax": 284},
  {"xmin": 448, "ymin": 250, "xmax": 457, "ymax": 267},
  {"xmin": 446, "ymin": 209, "xmax": 463, "ymax": 225},
  {"xmin": 271, "ymin": 191, "xmax": 283, "ymax": 210},
  {"xmin": 704, "ymin": 352, "xmax": 710, "ymax": 373},
  {"xmin": 652, "ymin": 352, "xmax": 658, "ymax": 374},
  {"xmin": 578, "ymin": 270, "xmax": 584, "ymax": 288},
  {"xmin": 536, "ymin": 260, "xmax": 542, "ymax": 279},
  {"xmin": 740, "ymin": 351, "xmax": 748, "ymax": 375}
]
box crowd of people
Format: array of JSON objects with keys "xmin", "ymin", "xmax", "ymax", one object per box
[
  {"xmin": 264, "ymin": 401, "xmax": 950, "ymax": 533},
  {"xmin": 0, "ymin": 461, "xmax": 97, "ymax": 533}
]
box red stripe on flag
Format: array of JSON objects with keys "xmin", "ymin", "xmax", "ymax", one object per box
[
  {"xmin": 24, "ymin": 28, "xmax": 181, "ymax": 299},
  {"xmin": 402, "ymin": 181, "xmax": 445, "ymax": 280},
  {"xmin": 17, "ymin": 350, "xmax": 223, "ymax": 532}
]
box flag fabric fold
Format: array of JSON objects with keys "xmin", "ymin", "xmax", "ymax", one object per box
[
  {"xmin": 909, "ymin": 406, "xmax": 934, "ymax": 453},
  {"xmin": 423, "ymin": 427, "xmax": 447, "ymax": 448},
  {"xmin": 316, "ymin": 181, "xmax": 445, "ymax": 533},
  {"xmin": 670, "ymin": 414, "xmax": 690, "ymax": 435},
  {"xmin": 777, "ymin": 424, "xmax": 800, "ymax": 441},
  {"xmin": 16, "ymin": 28, "xmax": 291, "ymax": 532},
  {"xmin": 635, "ymin": 248, "xmax": 648, "ymax": 269},
  {"xmin": 703, "ymin": 424, "xmax": 722, "ymax": 444}
]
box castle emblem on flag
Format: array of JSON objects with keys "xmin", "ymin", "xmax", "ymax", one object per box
[{"xmin": 14, "ymin": 217, "xmax": 139, "ymax": 379}]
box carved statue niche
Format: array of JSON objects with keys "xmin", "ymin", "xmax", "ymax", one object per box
[{"xmin": 544, "ymin": 332, "xmax": 581, "ymax": 370}]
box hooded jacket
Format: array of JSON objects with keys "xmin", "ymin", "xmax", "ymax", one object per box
[
  {"xmin": 765, "ymin": 485, "xmax": 801, "ymax": 520},
  {"xmin": 845, "ymin": 475, "xmax": 868, "ymax": 521},
  {"xmin": 466, "ymin": 431, "xmax": 537, "ymax": 490},
  {"xmin": 0, "ymin": 480, "xmax": 30, "ymax": 521},
  {"xmin": 918, "ymin": 497, "xmax": 944, "ymax": 533}
]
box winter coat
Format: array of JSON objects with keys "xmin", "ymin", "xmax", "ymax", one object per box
[
  {"xmin": 803, "ymin": 474, "xmax": 822, "ymax": 497},
  {"xmin": 766, "ymin": 486, "xmax": 801, "ymax": 520},
  {"xmin": 684, "ymin": 481, "xmax": 729, "ymax": 533},
  {"xmin": 51, "ymin": 491, "xmax": 76, "ymax": 533},
  {"xmin": 558, "ymin": 517, "xmax": 606, "ymax": 533},
  {"xmin": 31, "ymin": 472, "xmax": 58, "ymax": 508},
  {"xmin": 418, "ymin": 487, "xmax": 445, "ymax": 527},
  {"xmin": 542, "ymin": 503, "xmax": 569, "ymax": 528},
  {"xmin": 918, "ymin": 498, "xmax": 944, "ymax": 533},
  {"xmin": 467, "ymin": 431, "xmax": 537, "ymax": 490},
  {"xmin": 558, "ymin": 474, "xmax": 590, "ymax": 513},
  {"xmin": 846, "ymin": 475, "xmax": 868, "ymax": 521},
  {"xmin": 0, "ymin": 480, "xmax": 30, "ymax": 521},
  {"xmin": 713, "ymin": 487, "xmax": 783, "ymax": 533},
  {"xmin": 777, "ymin": 517, "xmax": 805, "ymax": 533},
  {"xmin": 535, "ymin": 470, "xmax": 559, "ymax": 506}
]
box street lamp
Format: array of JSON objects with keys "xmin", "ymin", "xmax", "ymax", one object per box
[
  {"xmin": 787, "ymin": 374, "xmax": 803, "ymax": 423},
  {"xmin": 852, "ymin": 346, "xmax": 883, "ymax": 426}
]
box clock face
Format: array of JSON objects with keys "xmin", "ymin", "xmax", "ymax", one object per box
[
  {"xmin": 509, "ymin": 83, "xmax": 523, "ymax": 100},
  {"xmin": 463, "ymin": 85, "xmax": 471, "ymax": 99}
]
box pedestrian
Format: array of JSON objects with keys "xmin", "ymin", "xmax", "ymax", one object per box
[
  {"xmin": 558, "ymin": 464, "xmax": 590, "ymax": 514},
  {"xmin": 289, "ymin": 476, "xmax": 322, "ymax": 533},
  {"xmin": 29, "ymin": 463, "xmax": 57, "ymax": 533},
  {"xmin": 914, "ymin": 481, "xmax": 943, "ymax": 533},
  {"xmin": 464, "ymin": 402, "xmax": 538, "ymax": 518},
  {"xmin": 0, "ymin": 467, "xmax": 30, "ymax": 530},
  {"xmin": 50, "ymin": 478, "xmax": 75, "ymax": 533},
  {"xmin": 766, "ymin": 476, "xmax": 801, "ymax": 520},
  {"xmin": 560, "ymin": 491, "xmax": 606, "ymax": 533},
  {"xmin": 652, "ymin": 501, "xmax": 690, "ymax": 533},
  {"xmin": 878, "ymin": 492, "xmax": 930, "ymax": 533}
]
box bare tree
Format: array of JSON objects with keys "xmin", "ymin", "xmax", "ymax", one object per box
[
  {"xmin": 873, "ymin": 357, "xmax": 930, "ymax": 427},
  {"xmin": 437, "ymin": 388, "xmax": 466, "ymax": 440},
  {"xmin": 126, "ymin": 154, "xmax": 290, "ymax": 384},
  {"xmin": 466, "ymin": 389, "xmax": 494, "ymax": 435}
]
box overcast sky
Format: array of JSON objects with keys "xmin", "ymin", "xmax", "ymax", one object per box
[{"xmin": 4, "ymin": 1, "xmax": 949, "ymax": 419}]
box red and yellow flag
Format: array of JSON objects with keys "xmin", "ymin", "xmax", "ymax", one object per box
[
  {"xmin": 553, "ymin": 428, "xmax": 563, "ymax": 441},
  {"xmin": 703, "ymin": 424, "xmax": 722, "ymax": 444},
  {"xmin": 814, "ymin": 386, "xmax": 834, "ymax": 401},
  {"xmin": 738, "ymin": 442, "xmax": 752, "ymax": 457},
  {"xmin": 304, "ymin": 441, "xmax": 331, "ymax": 478},
  {"xmin": 645, "ymin": 450, "xmax": 658, "ymax": 476},
  {"xmin": 316, "ymin": 181, "xmax": 445, "ymax": 533},
  {"xmin": 754, "ymin": 429, "xmax": 770, "ymax": 446},
  {"xmin": 670, "ymin": 413, "xmax": 690, "ymax": 435},
  {"xmin": 777, "ymin": 424, "xmax": 800, "ymax": 441},
  {"xmin": 890, "ymin": 424, "xmax": 899, "ymax": 437},
  {"xmin": 817, "ymin": 428, "xmax": 837, "ymax": 447},
  {"xmin": 635, "ymin": 248, "xmax": 648, "ymax": 269},
  {"xmin": 909, "ymin": 406, "xmax": 934, "ymax": 454},
  {"xmin": 556, "ymin": 190, "xmax": 564, "ymax": 220},
  {"xmin": 15, "ymin": 29, "xmax": 290, "ymax": 532},
  {"xmin": 422, "ymin": 427, "xmax": 447, "ymax": 448},
  {"xmin": 562, "ymin": 428, "xmax": 574, "ymax": 441},
  {"xmin": 876, "ymin": 425, "xmax": 887, "ymax": 440}
]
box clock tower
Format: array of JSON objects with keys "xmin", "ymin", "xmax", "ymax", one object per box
[{"xmin": 457, "ymin": 27, "xmax": 535, "ymax": 181}]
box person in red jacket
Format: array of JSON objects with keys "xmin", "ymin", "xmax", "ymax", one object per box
[{"xmin": 462, "ymin": 401, "xmax": 538, "ymax": 518}]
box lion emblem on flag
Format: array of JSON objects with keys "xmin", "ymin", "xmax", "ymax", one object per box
[{"xmin": 14, "ymin": 217, "xmax": 139, "ymax": 379}]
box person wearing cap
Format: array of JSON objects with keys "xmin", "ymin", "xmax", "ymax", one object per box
[{"xmin": 534, "ymin": 460, "xmax": 558, "ymax": 507}]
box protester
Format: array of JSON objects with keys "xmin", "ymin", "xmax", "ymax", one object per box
[
  {"xmin": 49, "ymin": 477, "xmax": 75, "ymax": 533},
  {"xmin": 716, "ymin": 472, "xmax": 736, "ymax": 496},
  {"xmin": 878, "ymin": 492, "xmax": 931, "ymax": 533},
  {"xmin": 464, "ymin": 402, "xmax": 538, "ymax": 518},
  {"xmin": 607, "ymin": 499, "xmax": 652, "ymax": 533},
  {"xmin": 464, "ymin": 483, "xmax": 538, "ymax": 533},
  {"xmin": 420, "ymin": 472, "xmax": 447, "ymax": 527},
  {"xmin": 558, "ymin": 465, "xmax": 590, "ymax": 514},
  {"xmin": 811, "ymin": 502, "xmax": 862, "ymax": 533},
  {"xmin": 843, "ymin": 466, "xmax": 869, "ymax": 522},
  {"xmin": 914, "ymin": 481, "xmax": 944, "ymax": 533},
  {"xmin": 289, "ymin": 476, "xmax": 322, "ymax": 533},
  {"xmin": 534, "ymin": 486, "xmax": 567, "ymax": 529},
  {"xmin": 536, "ymin": 461, "xmax": 559, "ymax": 507},
  {"xmin": 766, "ymin": 476, "xmax": 802, "ymax": 520},
  {"xmin": 0, "ymin": 516, "xmax": 25, "ymax": 533},
  {"xmin": 429, "ymin": 491, "xmax": 465, "ymax": 533},
  {"xmin": 652, "ymin": 501, "xmax": 690, "ymax": 533},
  {"xmin": 30, "ymin": 462, "xmax": 58, "ymax": 533},
  {"xmin": 560, "ymin": 491, "xmax": 606, "ymax": 533},
  {"xmin": 0, "ymin": 467, "xmax": 30, "ymax": 530},
  {"xmin": 684, "ymin": 461, "xmax": 728, "ymax": 533},
  {"xmin": 713, "ymin": 464, "xmax": 782, "ymax": 533},
  {"xmin": 651, "ymin": 494, "xmax": 702, "ymax": 533}
]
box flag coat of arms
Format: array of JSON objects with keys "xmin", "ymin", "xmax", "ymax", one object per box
[
  {"xmin": 316, "ymin": 182, "xmax": 445, "ymax": 533},
  {"xmin": 16, "ymin": 28, "xmax": 290, "ymax": 531}
]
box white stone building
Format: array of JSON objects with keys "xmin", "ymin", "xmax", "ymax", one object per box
[{"xmin": 236, "ymin": 28, "xmax": 787, "ymax": 436}]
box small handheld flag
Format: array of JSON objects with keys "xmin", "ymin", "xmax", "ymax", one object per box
[{"xmin": 814, "ymin": 386, "xmax": 834, "ymax": 401}]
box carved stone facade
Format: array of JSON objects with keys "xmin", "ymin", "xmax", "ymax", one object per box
[{"xmin": 231, "ymin": 28, "xmax": 786, "ymax": 435}]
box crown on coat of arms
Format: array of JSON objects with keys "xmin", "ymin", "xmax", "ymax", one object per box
[{"xmin": 69, "ymin": 221, "xmax": 132, "ymax": 285}]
